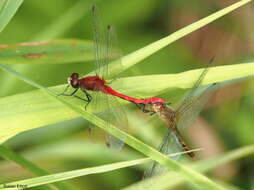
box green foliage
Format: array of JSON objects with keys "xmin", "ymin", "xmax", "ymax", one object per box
[
  {"xmin": 2, "ymin": 145, "xmax": 253, "ymax": 190},
  {"xmin": 0, "ymin": 146, "xmax": 74, "ymax": 190},
  {"xmin": 0, "ymin": 62, "xmax": 254, "ymax": 145},
  {"xmin": 0, "ymin": 0, "xmax": 254, "ymax": 190},
  {"xmin": 0, "ymin": 0, "xmax": 23, "ymax": 33},
  {"xmin": 0, "ymin": 39, "xmax": 93, "ymax": 65}
]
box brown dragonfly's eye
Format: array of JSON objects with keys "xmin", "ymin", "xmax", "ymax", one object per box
[{"xmin": 68, "ymin": 73, "xmax": 79, "ymax": 88}]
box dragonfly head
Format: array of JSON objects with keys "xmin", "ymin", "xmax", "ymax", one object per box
[{"xmin": 68, "ymin": 73, "xmax": 80, "ymax": 88}]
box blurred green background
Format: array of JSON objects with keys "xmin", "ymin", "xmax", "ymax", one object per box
[{"xmin": 0, "ymin": 0, "xmax": 254, "ymax": 189}]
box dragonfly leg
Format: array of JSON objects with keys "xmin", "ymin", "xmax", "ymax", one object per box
[
  {"xmin": 149, "ymin": 111, "xmax": 156, "ymax": 116},
  {"xmin": 57, "ymin": 84, "xmax": 70, "ymax": 96},
  {"xmin": 136, "ymin": 103, "xmax": 155, "ymax": 114},
  {"xmin": 73, "ymin": 95, "xmax": 89, "ymax": 102},
  {"xmin": 58, "ymin": 88, "xmax": 78, "ymax": 96},
  {"xmin": 135, "ymin": 103, "xmax": 142, "ymax": 109},
  {"xmin": 81, "ymin": 90, "xmax": 93, "ymax": 110},
  {"xmin": 82, "ymin": 90, "xmax": 92, "ymax": 102},
  {"xmin": 142, "ymin": 105, "xmax": 156, "ymax": 114},
  {"xmin": 58, "ymin": 88, "xmax": 93, "ymax": 107},
  {"xmin": 135, "ymin": 103, "xmax": 148, "ymax": 113},
  {"xmin": 84, "ymin": 99, "xmax": 92, "ymax": 110}
]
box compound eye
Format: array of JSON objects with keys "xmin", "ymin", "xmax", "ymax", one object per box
[
  {"xmin": 71, "ymin": 73, "xmax": 79, "ymax": 79},
  {"xmin": 71, "ymin": 79, "xmax": 79, "ymax": 88},
  {"xmin": 68, "ymin": 73, "xmax": 79, "ymax": 88}
]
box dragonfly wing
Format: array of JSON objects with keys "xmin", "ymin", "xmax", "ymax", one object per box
[
  {"xmin": 90, "ymin": 91, "xmax": 124, "ymax": 150},
  {"xmin": 88, "ymin": 91, "xmax": 107, "ymax": 140},
  {"xmin": 144, "ymin": 130, "xmax": 182, "ymax": 178},
  {"xmin": 106, "ymin": 24, "xmax": 123, "ymax": 79},
  {"xmin": 176, "ymin": 68, "xmax": 209, "ymax": 114},
  {"xmin": 91, "ymin": 5, "xmax": 126, "ymax": 150},
  {"xmin": 92, "ymin": 5, "xmax": 123, "ymax": 79},
  {"xmin": 176, "ymin": 58, "xmax": 214, "ymax": 114},
  {"xmin": 91, "ymin": 5, "xmax": 107, "ymax": 76},
  {"xmin": 104, "ymin": 94, "xmax": 128, "ymax": 151},
  {"xmin": 176, "ymin": 83, "xmax": 219, "ymax": 130}
]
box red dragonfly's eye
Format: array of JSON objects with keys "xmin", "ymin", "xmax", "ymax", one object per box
[{"xmin": 68, "ymin": 73, "xmax": 79, "ymax": 88}]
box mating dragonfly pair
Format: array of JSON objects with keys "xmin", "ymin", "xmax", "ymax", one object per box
[{"xmin": 59, "ymin": 5, "xmax": 218, "ymax": 177}]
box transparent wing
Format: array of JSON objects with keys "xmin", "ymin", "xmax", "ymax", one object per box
[
  {"xmin": 90, "ymin": 91, "xmax": 126, "ymax": 150},
  {"xmin": 104, "ymin": 22, "xmax": 126, "ymax": 149},
  {"xmin": 91, "ymin": 5, "xmax": 107, "ymax": 77},
  {"xmin": 176, "ymin": 58, "xmax": 214, "ymax": 115},
  {"xmin": 104, "ymin": 95, "xmax": 128, "ymax": 151},
  {"xmin": 91, "ymin": 5, "xmax": 127, "ymax": 150},
  {"xmin": 88, "ymin": 91, "xmax": 107, "ymax": 142},
  {"xmin": 176, "ymin": 68, "xmax": 208, "ymax": 114},
  {"xmin": 176, "ymin": 83, "xmax": 219, "ymax": 131},
  {"xmin": 144, "ymin": 73, "xmax": 218, "ymax": 178},
  {"xmin": 144, "ymin": 60, "xmax": 216, "ymax": 178},
  {"xmin": 144, "ymin": 130, "xmax": 182, "ymax": 178},
  {"xmin": 106, "ymin": 24, "xmax": 123, "ymax": 79}
]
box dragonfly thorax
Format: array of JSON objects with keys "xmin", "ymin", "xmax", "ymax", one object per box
[
  {"xmin": 79, "ymin": 75, "xmax": 106, "ymax": 91},
  {"xmin": 153, "ymin": 103, "xmax": 176, "ymax": 126}
]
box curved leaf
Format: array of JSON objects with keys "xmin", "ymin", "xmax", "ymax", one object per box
[
  {"xmin": 0, "ymin": 39, "xmax": 93, "ymax": 65},
  {"xmin": 123, "ymin": 145, "xmax": 254, "ymax": 190},
  {"xmin": 0, "ymin": 0, "xmax": 23, "ymax": 33},
  {"xmin": 0, "ymin": 62, "xmax": 254, "ymax": 144},
  {"xmin": 0, "ymin": 65, "xmax": 225, "ymax": 190}
]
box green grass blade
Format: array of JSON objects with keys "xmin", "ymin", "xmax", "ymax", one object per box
[
  {"xmin": 0, "ymin": 146, "xmax": 76, "ymax": 190},
  {"xmin": 123, "ymin": 145, "xmax": 254, "ymax": 190},
  {"xmin": 0, "ymin": 0, "xmax": 251, "ymax": 76},
  {"xmin": 32, "ymin": 0, "xmax": 91, "ymax": 41},
  {"xmin": 0, "ymin": 150, "xmax": 199, "ymax": 190},
  {"xmin": 1, "ymin": 145, "xmax": 252, "ymax": 190},
  {"xmin": 0, "ymin": 158, "xmax": 149, "ymax": 190},
  {"xmin": 0, "ymin": 62, "xmax": 253, "ymax": 144},
  {"xmin": 114, "ymin": 62, "xmax": 254, "ymax": 96},
  {"xmin": 55, "ymin": 100, "xmax": 224, "ymax": 190},
  {"xmin": 0, "ymin": 65, "xmax": 225, "ymax": 189},
  {"xmin": 110, "ymin": 0, "xmax": 252, "ymax": 75},
  {"xmin": 0, "ymin": 0, "xmax": 23, "ymax": 33},
  {"xmin": 0, "ymin": 0, "xmax": 251, "ymax": 91},
  {"xmin": 0, "ymin": 39, "xmax": 93, "ymax": 65}
]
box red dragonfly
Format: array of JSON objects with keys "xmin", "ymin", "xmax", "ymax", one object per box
[
  {"xmin": 140, "ymin": 59, "xmax": 218, "ymax": 177},
  {"xmin": 59, "ymin": 5, "xmax": 130, "ymax": 150},
  {"xmin": 59, "ymin": 5, "xmax": 170, "ymax": 150}
]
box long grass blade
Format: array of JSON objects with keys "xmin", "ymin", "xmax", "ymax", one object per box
[
  {"xmin": 0, "ymin": 0, "xmax": 23, "ymax": 33},
  {"xmin": 0, "ymin": 64, "xmax": 225, "ymax": 190}
]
